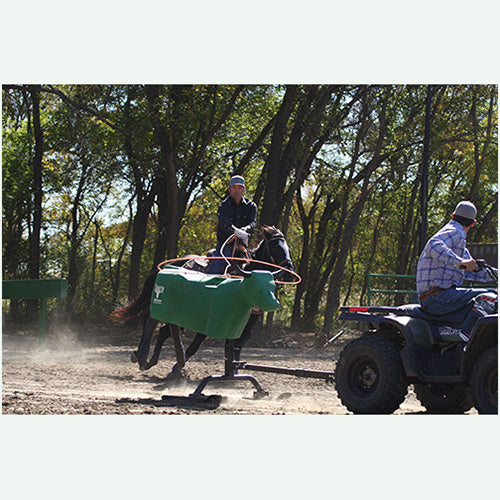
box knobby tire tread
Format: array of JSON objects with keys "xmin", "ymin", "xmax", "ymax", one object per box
[{"xmin": 335, "ymin": 336, "xmax": 408, "ymax": 414}]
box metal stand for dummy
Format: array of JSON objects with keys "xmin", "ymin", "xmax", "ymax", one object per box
[{"xmin": 161, "ymin": 338, "xmax": 335, "ymax": 409}]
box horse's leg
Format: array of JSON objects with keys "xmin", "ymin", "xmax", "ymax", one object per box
[
  {"xmin": 168, "ymin": 332, "xmax": 207, "ymax": 375},
  {"xmin": 224, "ymin": 313, "xmax": 260, "ymax": 375},
  {"xmin": 185, "ymin": 332, "xmax": 208, "ymax": 359},
  {"xmin": 171, "ymin": 324, "xmax": 186, "ymax": 370},
  {"xmin": 143, "ymin": 323, "xmax": 172, "ymax": 370},
  {"xmin": 134, "ymin": 316, "xmax": 159, "ymax": 370},
  {"xmin": 233, "ymin": 312, "xmax": 259, "ymax": 360}
]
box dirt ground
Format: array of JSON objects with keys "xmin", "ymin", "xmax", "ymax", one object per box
[{"xmin": 2, "ymin": 322, "xmax": 478, "ymax": 415}]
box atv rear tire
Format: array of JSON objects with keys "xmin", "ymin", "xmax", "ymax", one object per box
[
  {"xmin": 413, "ymin": 382, "xmax": 473, "ymax": 414},
  {"xmin": 335, "ymin": 336, "xmax": 408, "ymax": 414},
  {"xmin": 470, "ymin": 345, "xmax": 498, "ymax": 414}
]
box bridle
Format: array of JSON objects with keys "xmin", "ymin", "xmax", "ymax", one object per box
[{"xmin": 255, "ymin": 233, "xmax": 293, "ymax": 270}]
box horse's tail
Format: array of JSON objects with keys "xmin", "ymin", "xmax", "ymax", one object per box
[{"xmin": 108, "ymin": 272, "xmax": 158, "ymax": 323}]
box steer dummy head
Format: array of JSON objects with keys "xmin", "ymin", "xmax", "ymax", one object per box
[{"xmin": 240, "ymin": 271, "xmax": 280, "ymax": 311}]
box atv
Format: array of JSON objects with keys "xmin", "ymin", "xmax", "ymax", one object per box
[{"xmin": 335, "ymin": 260, "xmax": 497, "ymax": 414}]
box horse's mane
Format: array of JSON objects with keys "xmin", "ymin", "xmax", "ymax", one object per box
[
  {"xmin": 251, "ymin": 225, "xmax": 283, "ymax": 250},
  {"xmin": 261, "ymin": 225, "xmax": 283, "ymax": 238},
  {"xmin": 255, "ymin": 225, "xmax": 283, "ymax": 241}
]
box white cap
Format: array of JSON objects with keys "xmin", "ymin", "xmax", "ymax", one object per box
[
  {"xmin": 229, "ymin": 175, "xmax": 245, "ymax": 187},
  {"xmin": 453, "ymin": 201, "xmax": 477, "ymax": 221}
]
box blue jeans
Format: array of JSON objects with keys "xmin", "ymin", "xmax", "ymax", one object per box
[
  {"xmin": 421, "ymin": 287, "xmax": 489, "ymax": 335},
  {"xmin": 206, "ymin": 244, "xmax": 238, "ymax": 275}
]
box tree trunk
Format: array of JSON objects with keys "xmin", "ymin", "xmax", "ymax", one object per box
[
  {"xmin": 259, "ymin": 85, "xmax": 298, "ymax": 225},
  {"xmin": 145, "ymin": 85, "xmax": 180, "ymax": 260},
  {"xmin": 473, "ymin": 197, "xmax": 498, "ymax": 242},
  {"xmin": 321, "ymin": 176, "xmax": 373, "ymax": 334},
  {"xmin": 28, "ymin": 85, "xmax": 43, "ymax": 281},
  {"xmin": 359, "ymin": 202, "xmax": 385, "ymax": 305},
  {"xmin": 128, "ymin": 179, "xmax": 158, "ymax": 298},
  {"xmin": 321, "ymin": 87, "xmax": 390, "ymax": 334},
  {"xmin": 395, "ymin": 167, "xmax": 420, "ymax": 276},
  {"xmin": 153, "ymin": 172, "xmax": 172, "ymax": 266},
  {"xmin": 26, "ymin": 86, "xmax": 44, "ymax": 319},
  {"xmin": 468, "ymin": 87, "xmax": 495, "ymax": 201},
  {"xmin": 291, "ymin": 193, "xmax": 314, "ymax": 329},
  {"xmin": 65, "ymin": 158, "xmax": 91, "ymax": 315}
]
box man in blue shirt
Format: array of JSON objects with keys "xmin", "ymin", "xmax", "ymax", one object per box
[
  {"xmin": 416, "ymin": 200, "xmax": 496, "ymax": 336},
  {"xmin": 206, "ymin": 175, "xmax": 257, "ymax": 275}
]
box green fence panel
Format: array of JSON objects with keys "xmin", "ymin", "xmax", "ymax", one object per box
[
  {"xmin": 2, "ymin": 279, "xmax": 67, "ymax": 299},
  {"xmin": 2, "ymin": 278, "xmax": 67, "ymax": 342},
  {"xmin": 367, "ymin": 274, "xmax": 417, "ymax": 306}
]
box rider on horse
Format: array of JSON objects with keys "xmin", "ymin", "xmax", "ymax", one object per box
[{"xmin": 206, "ymin": 175, "xmax": 257, "ymax": 275}]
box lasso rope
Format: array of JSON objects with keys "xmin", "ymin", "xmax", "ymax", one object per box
[{"xmin": 157, "ymin": 238, "xmax": 302, "ymax": 286}]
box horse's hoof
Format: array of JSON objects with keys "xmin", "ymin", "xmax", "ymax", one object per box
[
  {"xmin": 171, "ymin": 361, "xmax": 186, "ymax": 373},
  {"xmin": 131, "ymin": 352, "xmax": 138, "ymax": 363},
  {"xmin": 143, "ymin": 361, "xmax": 157, "ymax": 370}
]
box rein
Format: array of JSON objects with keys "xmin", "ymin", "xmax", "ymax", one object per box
[{"xmin": 258, "ymin": 234, "xmax": 293, "ymax": 269}]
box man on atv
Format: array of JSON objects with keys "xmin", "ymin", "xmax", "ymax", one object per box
[
  {"xmin": 416, "ymin": 200, "xmax": 497, "ymax": 337},
  {"xmin": 206, "ymin": 175, "xmax": 257, "ymax": 275}
]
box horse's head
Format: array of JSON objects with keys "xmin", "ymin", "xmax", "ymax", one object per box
[{"xmin": 248, "ymin": 226, "xmax": 296, "ymax": 282}]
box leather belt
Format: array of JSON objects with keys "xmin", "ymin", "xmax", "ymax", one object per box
[{"xmin": 419, "ymin": 286, "xmax": 444, "ymax": 302}]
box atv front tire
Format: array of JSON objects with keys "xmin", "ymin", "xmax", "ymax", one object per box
[
  {"xmin": 470, "ymin": 345, "xmax": 498, "ymax": 415},
  {"xmin": 335, "ymin": 336, "xmax": 408, "ymax": 414},
  {"xmin": 413, "ymin": 382, "xmax": 473, "ymax": 414}
]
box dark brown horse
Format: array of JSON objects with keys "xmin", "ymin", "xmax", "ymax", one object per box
[{"xmin": 109, "ymin": 226, "xmax": 296, "ymax": 377}]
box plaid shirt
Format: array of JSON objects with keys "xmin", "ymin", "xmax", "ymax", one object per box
[{"xmin": 416, "ymin": 220, "xmax": 492, "ymax": 296}]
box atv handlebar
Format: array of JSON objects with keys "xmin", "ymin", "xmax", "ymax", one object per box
[
  {"xmin": 460, "ymin": 258, "xmax": 486, "ymax": 270},
  {"xmin": 460, "ymin": 259, "xmax": 498, "ymax": 282}
]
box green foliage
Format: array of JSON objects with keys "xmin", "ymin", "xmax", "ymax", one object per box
[
  {"xmin": 2, "ymin": 120, "xmax": 33, "ymax": 277},
  {"xmin": 2, "ymin": 84, "xmax": 497, "ymax": 331}
]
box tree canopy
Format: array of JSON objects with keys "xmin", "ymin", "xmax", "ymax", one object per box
[{"xmin": 2, "ymin": 84, "xmax": 498, "ymax": 334}]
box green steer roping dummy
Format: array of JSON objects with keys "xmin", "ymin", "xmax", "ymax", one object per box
[{"xmin": 150, "ymin": 265, "xmax": 279, "ymax": 339}]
